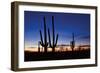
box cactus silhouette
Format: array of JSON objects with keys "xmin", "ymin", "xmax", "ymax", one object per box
[
  {"xmin": 70, "ymin": 33, "xmax": 75, "ymax": 51},
  {"xmin": 39, "ymin": 17, "xmax": 48, "ymax": 52},
  {"xmin": 48, "ymin": 16, "xmax": 59, "ymax": 52}
]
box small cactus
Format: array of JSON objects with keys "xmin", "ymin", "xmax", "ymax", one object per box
[{"xmin": 70, "ymin": 33, "xmax": 75, "ymax": 51}]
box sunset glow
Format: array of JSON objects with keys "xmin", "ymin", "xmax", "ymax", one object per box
[{"xmin": 25, "ymin": 45, "xmax": 90, "ymax": 52}]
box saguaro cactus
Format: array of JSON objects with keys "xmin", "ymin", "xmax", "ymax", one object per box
[
  {"xmin": 70, "ymin": 33, "xmax": 75, "ymax": 51},
  {"xmin": 39, "ymin": 17, "xmax": 48, "ymax": 52},
  {"xmin": 48, "ymin": 16, "xmax": 59, "ymax": 52}
]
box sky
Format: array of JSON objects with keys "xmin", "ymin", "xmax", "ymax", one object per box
[{"xmin": 24, "ymin": 11, "xmax": 90, "ymax": 48}]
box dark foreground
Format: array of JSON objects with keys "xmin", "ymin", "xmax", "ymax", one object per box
[{"xmin": 24, "ymin": 50, "xmax": 90, "ymax": 61}]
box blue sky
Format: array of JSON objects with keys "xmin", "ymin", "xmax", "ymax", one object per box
[{"xmin": 24, "ymin": 11, "xmax": 90, "ymax": 47}]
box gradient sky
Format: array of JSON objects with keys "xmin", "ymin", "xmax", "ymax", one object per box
[{"xmin": 24, "ymin": 11, "xmax": 90, "ymax": 47}]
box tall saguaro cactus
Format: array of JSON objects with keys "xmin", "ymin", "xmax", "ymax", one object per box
[
  {"xmin": 48, "ymin": 16, "xmax": 59, "ymax": 52},
  {"xmin": 70, "ymin": 33, "xmax": 75, "ymax": 51},
  {"xmin": 39, "ymin": 17, "xmax": 48, "ymax": 52}
]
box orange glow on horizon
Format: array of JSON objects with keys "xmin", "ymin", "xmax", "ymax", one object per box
[{"xmin": 25, "ymin": 45, "xmax": 90, "ymax": 52}]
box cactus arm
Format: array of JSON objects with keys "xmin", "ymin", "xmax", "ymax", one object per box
[
  {"xmin": 48, "ymin": 28, "xmax": 51, "ymax": 46},
  {"xmin": 52, "ymin": 16, "xmax": 55, "ymax": 46},
  {"xmin": 43, "ymin": 17, "xmax": 47, "ymax": 46},
  {"xmin": 38, "ymin": 41, "xmax": 40, "ymax": 52},
  {"xmin": 55, "ymin": 34, "xmax": 58, "ymax": 45},
  {"xmin": 39, "ymin": 30, "xmax": 43, "ymax": 44}
]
